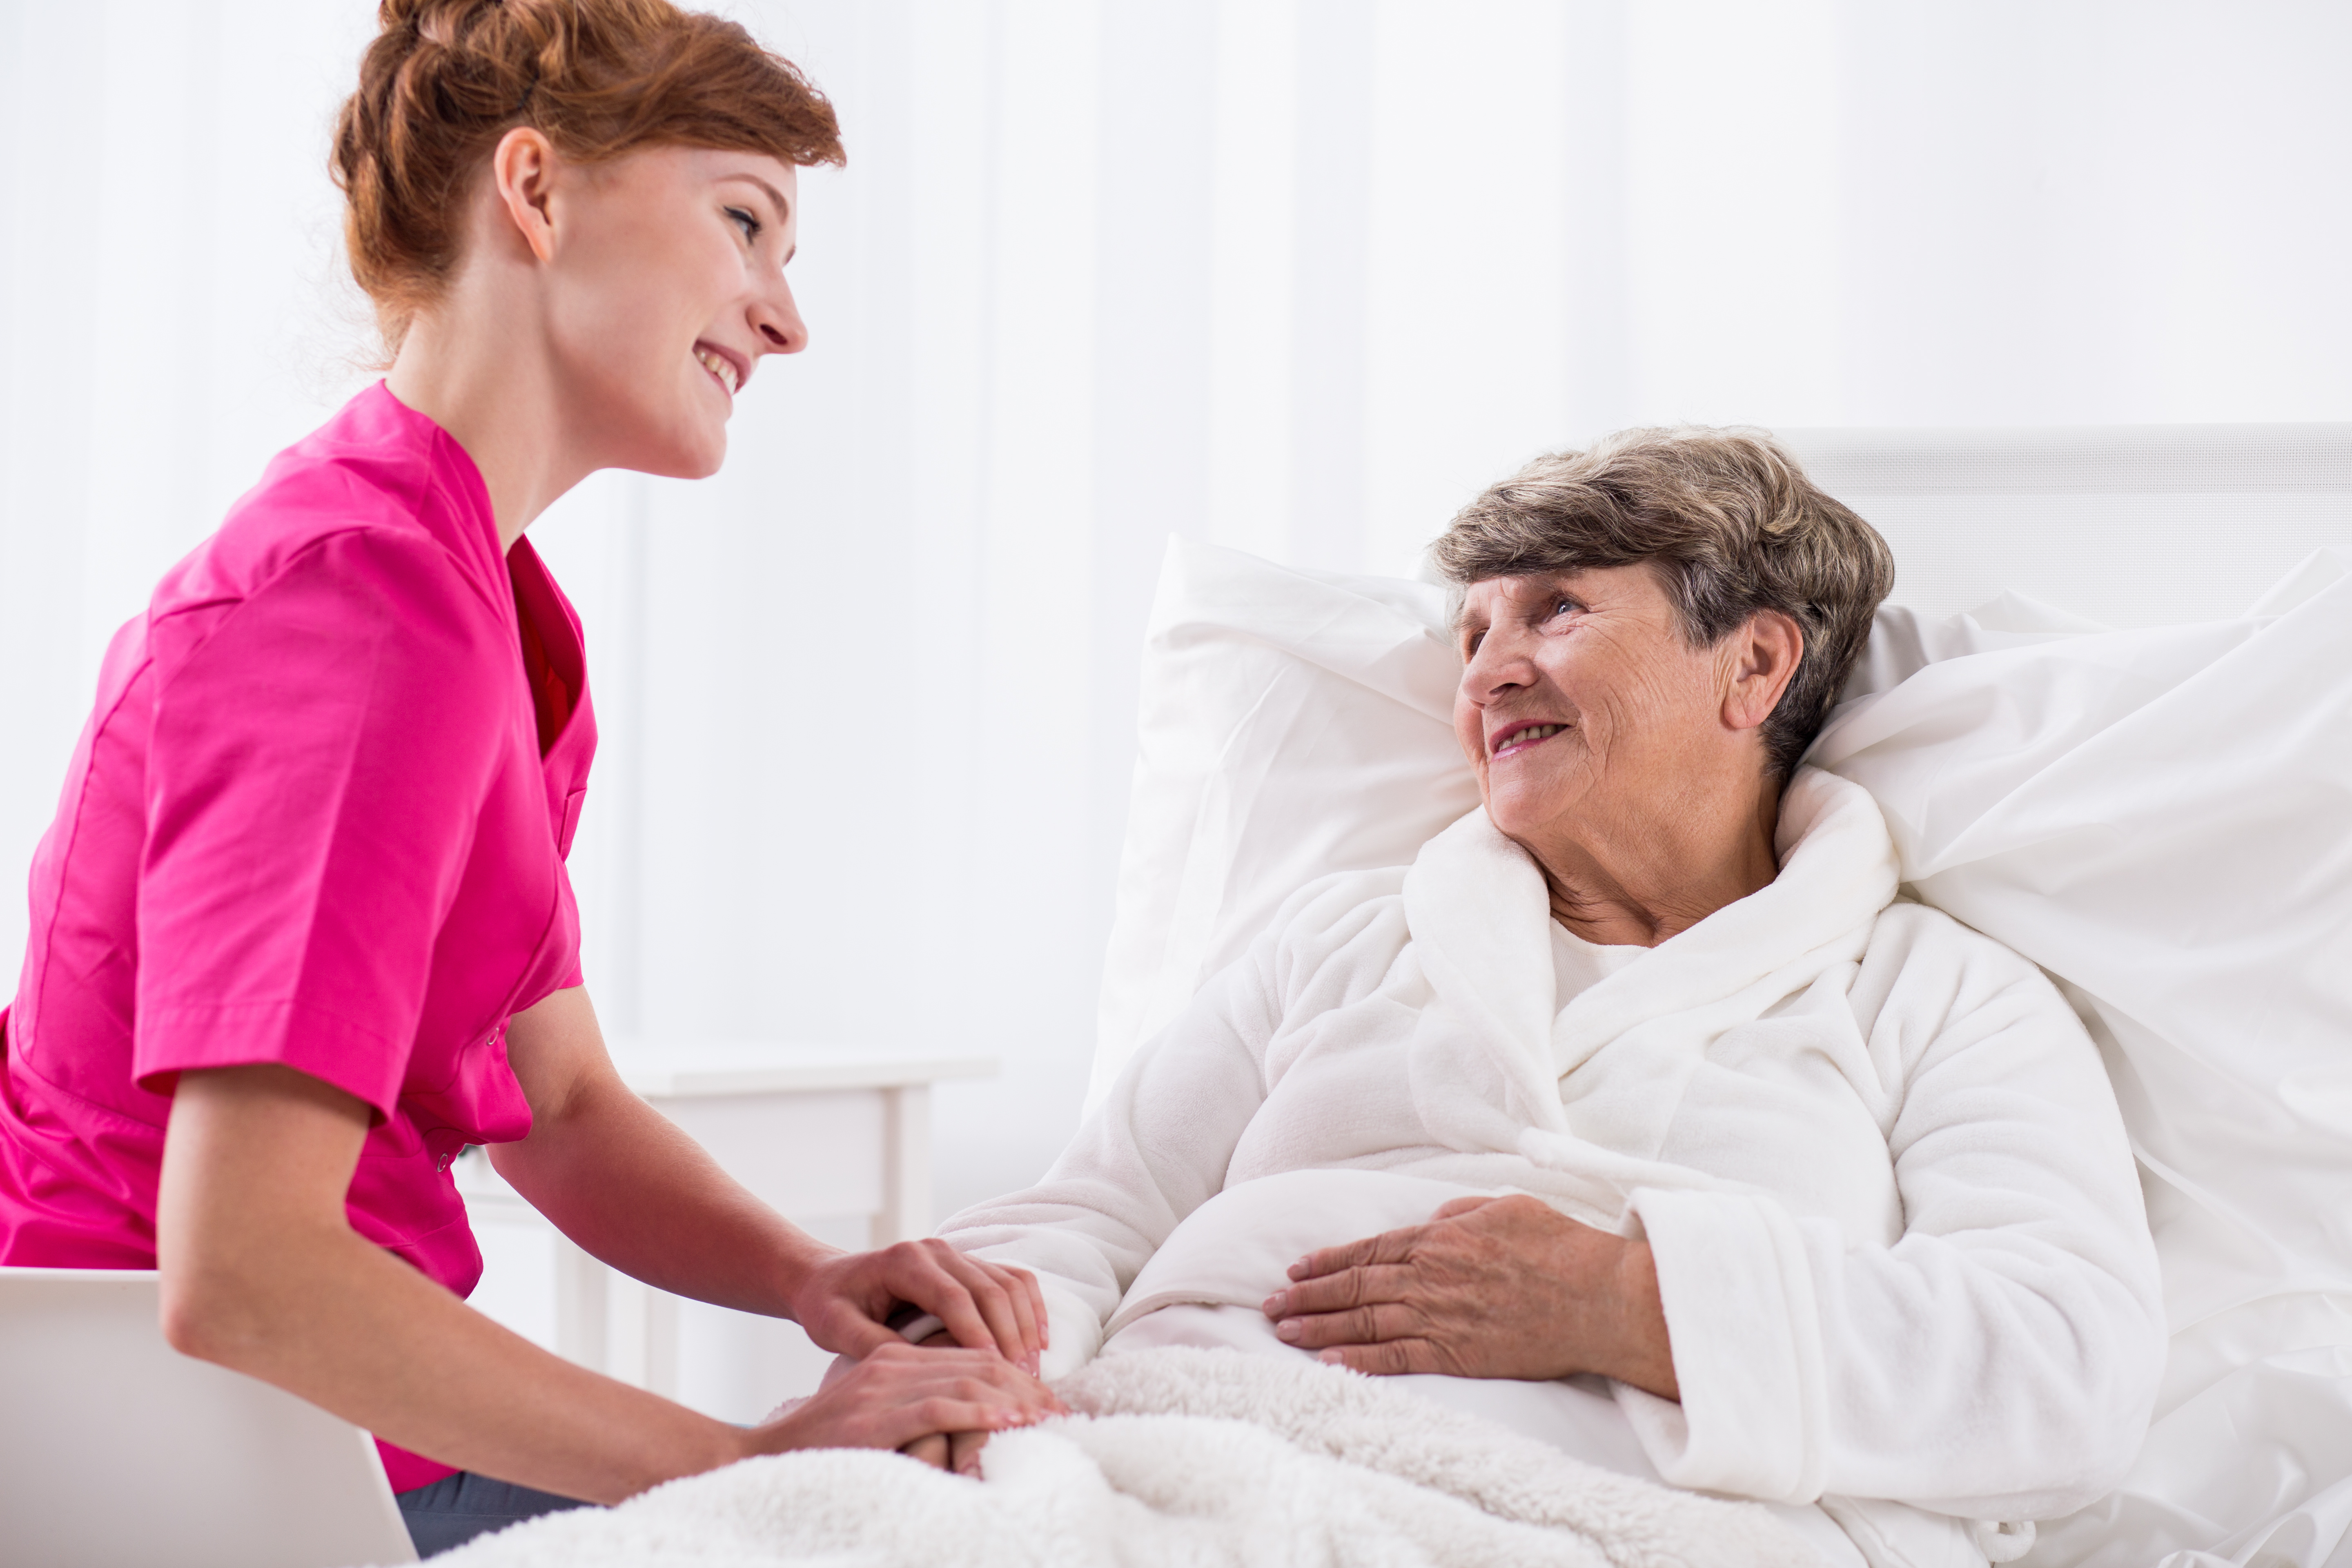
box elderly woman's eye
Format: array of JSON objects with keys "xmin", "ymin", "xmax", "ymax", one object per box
[{"xmin": 725, "ymin": 206, "xmax": 762, "ymax": 242}]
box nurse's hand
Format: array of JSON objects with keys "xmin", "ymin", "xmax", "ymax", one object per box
[
  {"xmin": 751, "ymin": 1340, "xmax": 1061, "ymax": 1461},
  {"xmin": 1256, "ymin": 1194, "xmax": 1680, "ymax": 1400},
  {"xmin": 790, "ymin": 1240, "xmax": 1049, "ymax": 1373}
]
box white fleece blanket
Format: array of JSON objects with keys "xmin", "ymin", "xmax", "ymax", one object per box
[
  {"xmin": 420, "ymin": 1348, "xmax": 1817, "ymax": 1568},
  {"xmin": 942, "ymin": 769, "xmax": 2165, "ymax": 1568}
]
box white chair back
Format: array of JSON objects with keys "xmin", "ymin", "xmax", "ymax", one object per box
[{"xmin": 0, "ymin": 1266, "xmax": 417, "ymax": 1567}]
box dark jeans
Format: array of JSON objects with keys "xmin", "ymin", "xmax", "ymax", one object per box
[{"xmin": 396, "ymin": 1471, "xmax": 597, "ymax": 1557}]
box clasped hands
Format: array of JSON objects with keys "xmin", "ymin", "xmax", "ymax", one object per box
[
  {"xmin": 1259, "ymin": 1194, "xmax": 1679, "ymax": 1400},
  {"xmin": 747, "ymin": 1237, "xmax": 1065, "ymax": 1476},
  {"xmin": 774, "ymin": 1195, "xmax": 1678, "ymax": 1482}
]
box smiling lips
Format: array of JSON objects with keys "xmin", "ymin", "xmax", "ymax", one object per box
[
  {"xmin": 1490, "ymin": 720, "xmax": 1568, "ymax": 758},
  {"xmin": 694, "ymin": 344, "xmax": 743, "ymax": 396}
]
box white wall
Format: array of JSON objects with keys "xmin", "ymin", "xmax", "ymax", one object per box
[{"xmin": 4, "ymin": 0, "xmax": 2351, "ymax": 1233}]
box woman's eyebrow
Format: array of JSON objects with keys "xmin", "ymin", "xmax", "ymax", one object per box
[{"xmin": 718, "ymin": 172, "xmax": 793, "ymax": 223}]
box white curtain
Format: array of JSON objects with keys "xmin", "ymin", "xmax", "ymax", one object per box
[{"xmin": 3, "ymin": 0, "xmax": 2350, "ymax": 1218}]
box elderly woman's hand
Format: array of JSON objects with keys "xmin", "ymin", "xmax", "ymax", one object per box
[{"xmin": 1258, "ymin": 1194, "xmax": 1679, "ymax": 1399}]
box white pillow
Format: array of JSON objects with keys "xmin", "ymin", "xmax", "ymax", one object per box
[
  {"xmin": 1096, "ymin": 534, "xmax": 2352, "ymax": 1568},
  {"xmin": 1091, "ymin": 540, "xmax": 1476, "ymax": 1106}
]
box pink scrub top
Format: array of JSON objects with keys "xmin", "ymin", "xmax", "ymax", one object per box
[{"xmin": 0, "ymin": 383, "xmax": 595, "ymax": 1492}]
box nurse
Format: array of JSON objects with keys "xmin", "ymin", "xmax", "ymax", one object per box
[{"xmin": 0, "ymin": 0, "xmax": 1057, "ymax": 1555}]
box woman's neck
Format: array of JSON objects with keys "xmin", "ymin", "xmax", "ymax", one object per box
[
  {"xmin": 383, "ymin": 284, "xmax": 586, "ymax": 553},
  {"xmin": 1528, "ymin": 779, "xmax": 1782, "ymax": 948}
]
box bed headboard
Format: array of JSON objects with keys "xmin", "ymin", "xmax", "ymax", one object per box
[{"xmin": 1775, "ymin": 424, "xmax": 2352, "ymax": 627}]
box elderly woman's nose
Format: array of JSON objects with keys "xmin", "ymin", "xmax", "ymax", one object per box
[{"xmin": 1463, "ymin": 632, "xmax": 1535, "ymax": 699}]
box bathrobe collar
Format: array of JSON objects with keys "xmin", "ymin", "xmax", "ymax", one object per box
[{"xmin": 1401, "ymin": 769, "xmax": 1902, "ymax": 1122}]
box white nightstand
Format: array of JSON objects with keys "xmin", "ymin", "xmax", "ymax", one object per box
[{"xmin": 456, "ymin": 1043, "xmax": 995, "ymax": 1401}]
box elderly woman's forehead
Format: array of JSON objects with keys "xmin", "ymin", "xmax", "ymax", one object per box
[{"xmin": 1465, "ymin": 568, "xmax": 1617, "ymax": 606}]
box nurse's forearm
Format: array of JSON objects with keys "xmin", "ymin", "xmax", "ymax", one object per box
[
  {"xmin": 492, "ymin": 989, "xmax": 1047, "ymax": 1367},
  {"xmin": 158, "ymin": 1065, "xmax": 746, "ymax": 1503},
  {"xmin": 492, "ymin": 988, "xmax": 831, "ymax": 1314}
]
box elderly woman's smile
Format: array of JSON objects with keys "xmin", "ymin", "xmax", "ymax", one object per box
[{"xmin": 1451, "ymin": 561, "xmax": 1804, "ymax": 948}]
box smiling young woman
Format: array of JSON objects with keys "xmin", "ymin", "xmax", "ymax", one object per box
[{"xmin": 0, "ymin": 0, "xmax": 1058, "ymax": 1556}]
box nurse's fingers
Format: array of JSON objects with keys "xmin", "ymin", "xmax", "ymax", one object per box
[
  {"xmin": 764, "ymin": 1341, "xmax": 1063, "ymax": 1457},
  {"xmin": 898, "ymin": 1243, "xmax": 1036, "ymax": 1369},
  {"xmin": 901, "ymin": 1433, "xmax": 951, "ymax": 1470},
  {"xmin": 976, "ymin": 1259, "xmax": 1046, "ymax": 1365}
]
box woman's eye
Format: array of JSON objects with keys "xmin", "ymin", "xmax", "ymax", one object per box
[{"xmin": 725, "ymin": 206, "xmax": 762, "ymax": 242}]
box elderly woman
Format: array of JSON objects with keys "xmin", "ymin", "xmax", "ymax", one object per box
[{"xmin": 939, "ymin": 428, "xmax": 2165, "ymax": 1568}]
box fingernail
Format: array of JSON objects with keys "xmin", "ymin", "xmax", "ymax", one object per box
[
  {"xmin": 1262, "ymin": 1292, "xmax": 1287, "ymax": 1316},
  {"xmin": 1274, "ymin": 1318, "xmax": 1301, "ymax": 1342},
  {"xmin": 1288, "ymin": 1258, "xmax": 1309, "ymax": 1280}
]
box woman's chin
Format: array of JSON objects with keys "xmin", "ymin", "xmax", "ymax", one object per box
[
  {"xmin": 1482, "ymin": 775, "xmax": 1575, "ymax": 842},
  {"xmin": 630, "ymin": 424, "xmax": 728, "ymax": 481}
]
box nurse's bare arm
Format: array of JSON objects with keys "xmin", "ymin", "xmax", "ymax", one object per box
[
  {"xmin": 491, "ymin": 986, "xmax": 1045, "ymax": 1368},
  {"xmin": 157, "ymin": 1064, "xmax": 1059, "ymax": 1503}
]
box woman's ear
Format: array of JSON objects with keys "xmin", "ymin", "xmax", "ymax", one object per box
[
  {"xmin": 488, "ymin": 126, "xmax": 561, "ymax": 265},
  {"xmin": 1721, "ymin": 609, "xmax": 1804, "ymax": 733}
]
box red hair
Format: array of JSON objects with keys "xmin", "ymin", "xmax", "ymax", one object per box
[{"xmin": 331, "ymin": 0, "xmax": 844, "ymax": 348}]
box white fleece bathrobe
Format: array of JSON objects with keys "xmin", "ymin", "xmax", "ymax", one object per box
[{"xmin": 942, "ymin": 770, "xmax": 2165, "ymax": 1565}]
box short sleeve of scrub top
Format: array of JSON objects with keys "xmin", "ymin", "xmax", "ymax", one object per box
[{"xmin": 135, "ymin": 527, "xmax": 519, "ymax": 1116}]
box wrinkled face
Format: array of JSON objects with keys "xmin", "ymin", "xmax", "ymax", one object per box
[
  {"xmin": 540, "ymin": 145, "xmax": 805, "ymax": 479},
  {"xmin": 1452, "ymin": 566, "xmax": 1737, "ymax": 842}
]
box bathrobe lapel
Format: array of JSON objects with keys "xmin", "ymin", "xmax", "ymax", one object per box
[
  {"xmin": 1401, "ymin": 808, "xmax": 1574, "ymax": 1140},
  {"xmin": 1403, "ymin": 770, "xmax": 1902, "ymax": 1189},
  {"xmin": 1552, "ymin": 772, "xmax": 1901, "ymax": 1070}
]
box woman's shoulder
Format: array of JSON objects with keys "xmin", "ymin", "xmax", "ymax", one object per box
[
  {"xmin": 1851, "ymin": 895, "xmax": 2085, "ymax": 1057},
  {"xmin": 1258, "ymin": 864, "xmax": 1415, "ymax": 990},
  {"xmin": 150, "ymin": 384, "xmax": 503, "ymax": 641}
]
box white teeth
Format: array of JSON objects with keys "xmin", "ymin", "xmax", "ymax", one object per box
[{"xmin": 697, "ymin": 349, "xmax": 738, "ymax": 394}]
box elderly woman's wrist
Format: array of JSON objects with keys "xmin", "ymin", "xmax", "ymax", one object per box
[{"xmin": 1600, "ymin": 1239, "xmax": 1678, "ymax": 1399}]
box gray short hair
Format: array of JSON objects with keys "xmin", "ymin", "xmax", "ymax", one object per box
[{"xmin": 1430, "ymin": 426, "xmax": 1893, "ymax": 780}]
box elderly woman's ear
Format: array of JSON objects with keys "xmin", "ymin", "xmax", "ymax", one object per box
[{"xmin": 1718, "ymin": 610, "xmax": 1804, "ymax": 739}]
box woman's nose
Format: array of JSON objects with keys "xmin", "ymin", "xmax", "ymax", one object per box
[
  {"xmin": 1463, "ymin": 631, "xmax": 1533, "ymax": 701},
  {"xmin": 751, "ymin": 277, "xmax": 808, "ymax": 356}
]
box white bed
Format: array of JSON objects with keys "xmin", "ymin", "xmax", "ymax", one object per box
[{"xmin": 1092, "ymin": 422, "xmax": 2352, "ymax": 1568}]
